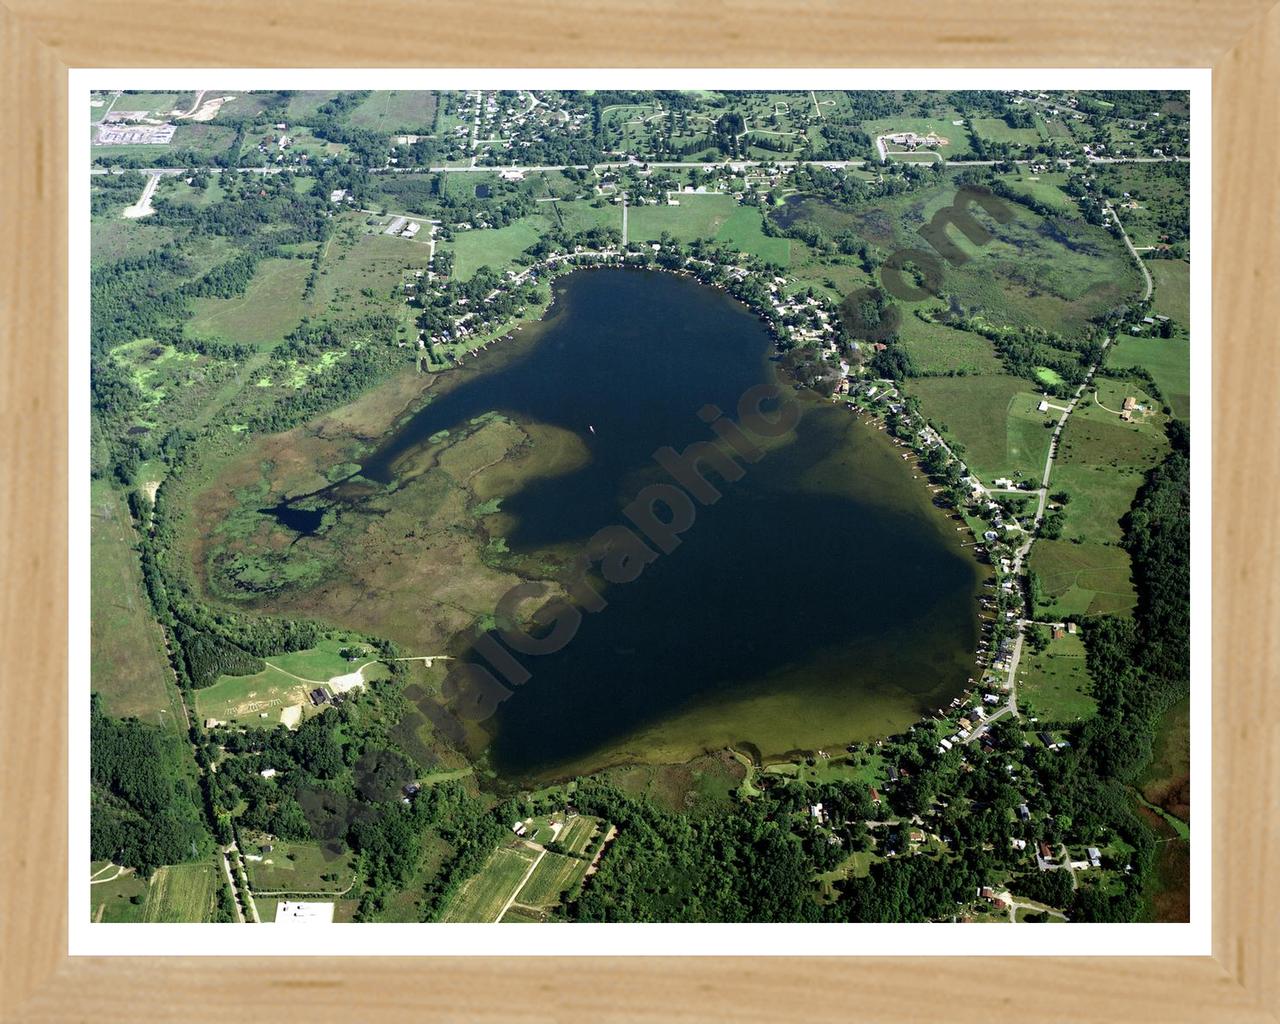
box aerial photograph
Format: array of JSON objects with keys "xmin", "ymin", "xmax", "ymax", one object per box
[{"xmin": 87, "ymin": 87, "xmax": 1192, "ymax": 926}]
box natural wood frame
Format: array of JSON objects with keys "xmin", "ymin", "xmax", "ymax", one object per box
[{"xmin": 2, "ymin": 3, "xmax": 1277, "ymax": 1020}]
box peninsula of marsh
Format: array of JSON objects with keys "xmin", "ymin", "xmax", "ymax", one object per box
[{"xmin": 191, "ymin": 268, "xmax": 984, "ymax": 781}]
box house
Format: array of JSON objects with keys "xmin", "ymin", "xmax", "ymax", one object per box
[
  {"xmin": 1122, "ymin": 396, "xmax": 1137, "ymax": 412},
  {"xmin": 1011, "ymin": 837, "xmax": 1027, "ymax": 850},
  {"xmin": 1039, "ymin": 841, "xmax": 1054, "ymax": 860},
  {"xmin": 887, "ymin": 766, "xmax": 900, "ymax": 783},
  {"xmin": 1052, "ymin": 625, "xmax": 1065, "ymax": 640},
  {"xmin": 869, "ymin": 787, "xmax": 881, "ymax": 804},
  {"xmin": 1038, "ymin": 731, "xmax": 1054, "ymax": 747},
  {"xmin": 259, "ymin": 768, "xmax": 278, "ymax": 779},
  {"xmin": 309, "ymin": 687, "xmax": 328, "ymax": 706},
  {"xmin": 1017, "ymin": 803, "xmax": 1031, "ymax": 821},
  {"xmin": 402, "ymin": 221, "xmax": 421, "ymax": 239},
  {"xmin": 403, "ymin": 783, "xmax": 421, "ymax": 797},
  {"xmin": 1088, "ymin": 846, "xmax": 1103, "ymax": 868}
]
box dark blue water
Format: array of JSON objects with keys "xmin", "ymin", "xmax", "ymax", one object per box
[{"xmin": 333, "ymin": 269, "xmax": 979, "ymax": 778}]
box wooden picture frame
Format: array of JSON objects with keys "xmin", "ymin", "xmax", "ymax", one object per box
[{"xmin": 2, "ymin": 2, "xmax": 1276, "ymax": 1019}]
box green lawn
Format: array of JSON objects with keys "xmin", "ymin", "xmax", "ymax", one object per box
[
  {"xmin": 1016, "ymin": 632, "xmax": 1098, "ymax": 723},
  {"xmin": 440, "ymin": 843, "xmax": 539, "ymax": 922},
  {"xmin": 90, "ymin": 480, "xmax": 185, "ymax": 729}
]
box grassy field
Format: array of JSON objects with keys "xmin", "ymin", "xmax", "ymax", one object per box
[
  {"xmin": 511, "ymin": 851, "xmax": 589, "ymax": 908},
  {"xmin": 1028, "ymin": 539, "xmax": 1137, "ymax": 618},
  {"xmin": 186, "ymin": 256, "xmax": 316, "ymax": 350},
  {"xmin": 444, "ymin": 217, "xmax": 545, "ymax": 280},
  {"xmin": 999, "ymin": 172, "xmax": 1079, "ymax": 215},
  {"xmin": 627, "ymin": 193, "xmax": 737, "ymax": 242},
  {"xmin": 193, "ymin": 665, "xmax": 312, "ymax": 726},
  {"xmin": 1111, "ymin": 334, "xmax": 1191, "ymax": 421},
  {"xmin": 1016, "ymin": 632, "xmax": 1098, "ymax": 723},
  {"xmin": 141, "ymin": 861, "xmax": 219, "ymax": 922},
  {"xmin": 896, "ymin": 317, "xmax": 1005, "ymax": 375},
  {"xmin": 970, "ymin": 116, "xmax": 1045, "ymax": 146},
  {"xmin": 1147, "ymin": 259, "xmax": 1191, "ymax": 325},
  {"xmin": 715, "ymin": 206, "xmax": 792, "ymax": 265},
  {"xmin": 1049, "ymin": 381, "xmax": 1168, "ymax": 546},
  {"xmin": 244, "ymin": 840, "xmax": 357, "ymax": 895},
  {"xmin": 194, "ymin": 639, "xmax": 386, "ymax": 726},
  {"xmin": 91, "ymin": 865, "xmax": 151, "ymax": 922},
  {"xmin": 345, "ymin": 91, "xmax": 438, "ymax": 133},
  {"xmin": 440, "ymin": 843, "xmax": 540, "ymax": 922},
  {"xmin": 90, "ymin": 480, "xmax": 185, "ymax": 729},
  {"xmin": 906, "ymin": 375, "xmax": 1055, "ymax": 484}
]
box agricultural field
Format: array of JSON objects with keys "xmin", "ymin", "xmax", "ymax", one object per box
[
  {"xmin": 509, "ymin": 851, "xmax": 589, "ymax": 909},
  {"xmin": 144, "ymin": 862, "xmax": 220, "ymax": 922},
  {"xmin": 439, "ymin": 843, "xmax": 540, "ymax": 922},
  {"xmin": 1050, "ymin": 377, "xmax": 1168, "ymax": 546},
  {"xmin": 1016, "ymin": 632, "xmax": 1098, "ymax": 723},
  {"xmin": 906, "ymin": 375, "xmax": 1055, "ymax": 485},
  {"xmin": 556, "ymin": 815, "xmax": 602, "ymax": 856},
  {"xmin": 90, "ymin": 480, "xmax": 185, "ymax": 729}
]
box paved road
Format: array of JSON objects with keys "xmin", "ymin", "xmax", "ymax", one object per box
[{"xmin": 89, "ymin": 153, "xmax": 1183, "ymax": 178}]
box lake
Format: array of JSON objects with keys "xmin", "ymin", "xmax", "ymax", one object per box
[{"xmin": 311, "ymin": 269, "xmax": 982, "ymax": 780}]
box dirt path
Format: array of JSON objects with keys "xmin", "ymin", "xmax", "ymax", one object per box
[
  {"xmin": 495, "ymin": 846, "xmax": 547, "ymax": 922},
  {"xmin": 173, "ymin": 90, "xmax": 207, "ymax": 118},
  {"xmin": 122, "ymin": 172, "xmax": 162, "ymax": 219}
]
